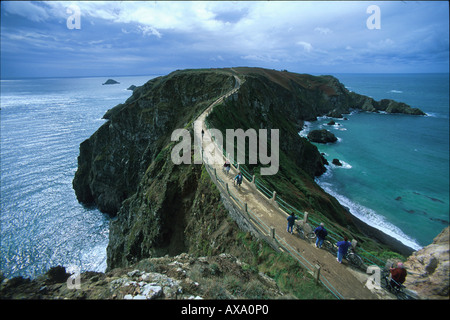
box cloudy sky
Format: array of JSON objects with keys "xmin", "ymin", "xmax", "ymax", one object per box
[{"xmin": 1, "ymin": 1, "xmax": 449, "ymax": 78}]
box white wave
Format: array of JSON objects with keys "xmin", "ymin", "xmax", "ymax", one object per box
[
  {"xmin": 315, "ymin": 178, "xmax": 422, "ymax": 251},
  {"xmin": 298, "ymin": 121, "xmax": 311, "ymax": 138},
  {"xmin": 425, "ymin": 112, "xmax": 449, "ymax": 119},
  {"xmin": 330, "ymin": 123, "xmax": 347, "ymax": 131},
  {"xmin": 389, "ymin": 90, "xmax": 403, "ymax": 94},
  {"xmin": 331, "ymin": 160, "xmax": 352, "ymax": 169}
]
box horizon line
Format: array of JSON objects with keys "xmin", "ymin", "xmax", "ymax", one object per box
[{"xmin": 1, "ymin": 70, "xmax": 449, "ymax": 81}]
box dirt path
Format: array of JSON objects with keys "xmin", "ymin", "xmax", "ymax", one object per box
[{"xmin": 195, "ymin": 75, "xmax": 385, "ymax": 300}]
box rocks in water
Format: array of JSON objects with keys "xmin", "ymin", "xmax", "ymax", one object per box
[
  {"xmin": 332, "ymin": 158, "xmax": 342, "ymax": 166},
  {"xmin": 379, "ymin": 99, "xmax": 426, "ymax": 116},
  {"xmin": 102, "ymin": 79, "xmax": 120, "ymax": 85},
  {"xmin": 127, "ymin": 85, "xmax": 137, "ymax": 91},
  {"xmin": 327, "ymin": 108, "xmax": 344, "ymax": 118},
  {"xmin": 307, "ymin": 129, "xmax": 338, "ymax": 144}
]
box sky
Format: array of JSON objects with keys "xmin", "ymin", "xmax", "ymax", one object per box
[{"xmin": 1, "ymin": 1, "xmax": 449, "ymax": 78}]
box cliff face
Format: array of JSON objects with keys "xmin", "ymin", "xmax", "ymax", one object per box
[
  {"xmin": 72, "ymin": 68, "xmax": 424, "ymax": 271},
  {"xmin": 403, "ymin": 226, "xmax": 449, "ymax": 299},
  {"xmin": 73, "ymin": 71, "xmax": 235, "ymax": 215}
]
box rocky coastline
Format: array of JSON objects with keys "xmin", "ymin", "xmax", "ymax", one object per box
[{"xmin": 3, "ymin": 67, "xmax": 444, "ymax": 300}]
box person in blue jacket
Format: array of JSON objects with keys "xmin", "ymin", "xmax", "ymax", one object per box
[
  {"xmin": 234, "ymin": 172, "xmax": 243, "ymax": 188},
  {"xmin": 314, "ymin": 223, "xmax": 328, "ymax": 248},
  {"xmin": 286, "ymin": 212, "xmax": 298, "ymax": 234},
  {"xmin": 336, "ymin": 236, "xmax": 352, "ymax": 263}
]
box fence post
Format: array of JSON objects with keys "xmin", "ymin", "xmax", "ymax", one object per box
[
  {"xmin": 351, "ymin": 239, "xmax": 358, "ymax": 249},
  {"xmin": 303, "ymin": 211, "xmax": 309, "ymax": 224},
  {"xmin": 270, "ymin": 227, "xmax": 276, "ymax": 239},
  {"xmin": 270, "ymin": 191, "xmax": 279, "ymax": 209},
  {"xmin": 226, "ymin": 183, "xmax": 230, "ymax": 195},
  {"xmin": 313, "ymin": 264, "xmax": 321, "ymax": 284}
]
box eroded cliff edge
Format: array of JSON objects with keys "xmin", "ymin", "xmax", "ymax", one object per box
[{"xmin": 73, "ymin": 68, "xmax": 425, "ymax": 271}]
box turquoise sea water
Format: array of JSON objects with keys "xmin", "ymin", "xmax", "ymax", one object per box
[{"xmin": 302, "ymin": 73, "xmax": 449, "ymax": 250}]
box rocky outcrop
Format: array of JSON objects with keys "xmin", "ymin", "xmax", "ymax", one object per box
[
  {"xmin": 102, "ymin": 79, "xmax": 120, "ymax": 85},
  {"xmin": 403, "ymin": 226, "xmax": 449, "ymax": 299},
  {"xmin": 0, "ymin": 253, "xmax": 284, "ymax": 300},
  {"xmin": 307, "ymin": 129, "xmax": 338, "ymax": 144},
  {"xmin": 332, "ymin": 159, "xmax": 342, "ymax": 166},
  {"xmin": 348, "ymin": 92, "xmax": 426, "ymax": 116}
]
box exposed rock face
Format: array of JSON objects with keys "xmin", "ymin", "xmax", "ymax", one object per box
[
  {"xmin": 73, "ymin": 71, "xmax": 236, "ymax": 215},
  {"xmin": 307, "ymin": 129, "xmax": 338, "ymax": 144},
  {"xmin": 403, "ymin": 226, "xmax": 449, "ymax": 299},
  {"xmin": 0, "ymin": 253, "xmax": 284, "ymax": 300}
]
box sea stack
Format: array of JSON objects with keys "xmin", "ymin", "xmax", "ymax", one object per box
[{"xmin": 102, "ymin": 79, "xmax": 120, "ymax": 85}]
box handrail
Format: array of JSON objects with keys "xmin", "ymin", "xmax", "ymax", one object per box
[{"xmin": 203, "ymin": 159, "xmax": 344, "ymax": 299}]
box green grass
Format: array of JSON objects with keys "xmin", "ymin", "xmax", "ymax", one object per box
[{"xmin": 235, "ymin": 232, "xmax": 335, "ymax": 299}]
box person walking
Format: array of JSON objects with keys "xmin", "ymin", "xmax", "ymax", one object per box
[
  {"xmin": 314, "ymin": 223, "xmax": 328, "ymax": 248},
  {"xmin": 286, "ymin": 212, "xmax": 298, "ymax": 234},
  {"xmin": 223, "ymin": 160, "xmax": 231, "ymax": 176},
  {"xmin": 336, "ymin": 236, "xmax": 352, "ymax": 263},
  {"xmin": 234, "ymin": 172, "xmax": 243, "ymax": 188}
]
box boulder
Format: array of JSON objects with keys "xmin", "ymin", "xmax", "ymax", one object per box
[
  {"xmin": 46, "ymin": 266, "xmax": 70, "ymax": 284},
  {"xmin": 403, "ymin": 226, "xmax": 449, "ymax": 299},
  {"xmin": 307, "ymin": 129, "xmax": 338, "ymax": 144}
]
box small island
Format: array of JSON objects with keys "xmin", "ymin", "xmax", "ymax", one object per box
[
  {"xmin": 307, "ymin": 129, "xmax": 338, "ymax": 144},
  {"xmin": 102, "ymin": 79, "xmax": 120, "ymax": 85}
]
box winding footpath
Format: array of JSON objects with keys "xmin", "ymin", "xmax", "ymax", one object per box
[{"xmin": 194, "ymin": 72, "xmax": 389, "ymax": 299}]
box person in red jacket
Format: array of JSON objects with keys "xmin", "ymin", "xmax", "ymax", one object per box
[{"xmin": 390, "ymin": 262, "xmax": 407, "ymax": 288}]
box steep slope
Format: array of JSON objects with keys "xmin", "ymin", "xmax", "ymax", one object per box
[{"xmin": 73, "ymin": 70, "xmax": 236, "ymax": 215}]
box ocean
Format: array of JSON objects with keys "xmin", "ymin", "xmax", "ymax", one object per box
[
  {"xmin": 1, "ymin": 75, "xmax": 156, "ymax": 278},
  {"xmin": 301, "ymin": 73, "xmax": 449, "ymax": 251},
  {"xmin": 0, "ymin": 73, "xmax": 448, "ymax": 279}
]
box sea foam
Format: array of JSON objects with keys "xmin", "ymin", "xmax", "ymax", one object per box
[{"xmin": 316, "ymin": 176, "xmax": 422, "ymax": 251}]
